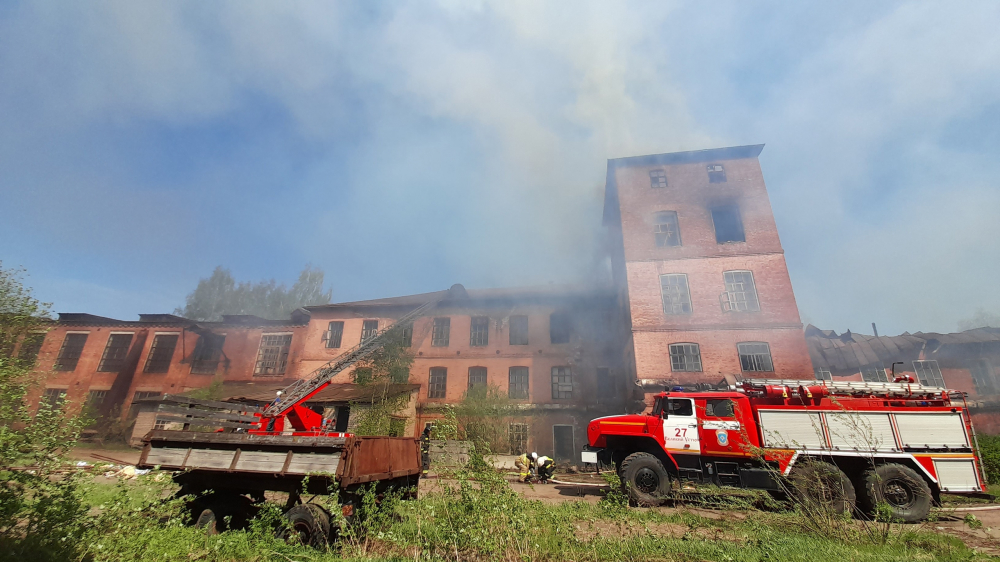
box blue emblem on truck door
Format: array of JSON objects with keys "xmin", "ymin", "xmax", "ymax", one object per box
[{"xmin": 716, "ymin": 429, "xmax": 729, "ymax": 446}]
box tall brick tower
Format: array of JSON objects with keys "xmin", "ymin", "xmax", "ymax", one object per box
[{"xmin": 603, "ymin": 145, "xmax": 813, "ymax": 393}]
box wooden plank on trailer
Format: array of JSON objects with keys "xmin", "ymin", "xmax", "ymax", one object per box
[
  {"xmin": 144, "ymin": 447, "xmax": 191, "ymax": 467},
  {"xmin": 233, "ymin": 451, "xmax": 289, "ymax": 473},
  {"xmin": 145, "ymin": 431, "xmax": 347, "ymax": 448},
  {"xmin": 186, "ymin": 449, "xmax": 237, "ymax": 470},
  {"xmin": 161, "ymin": 394, "xmax": 262, "ymax": 413},
  {"xmin": 156, "ymin": 405, "xmax": 259, "ymax": 423},
  {"xmin": 286, "ymin": 453, "xmax": 340, "ymax": 475},
  {"xmin": 153, "ymin": 415, "xmax": 253, "ymax": 429}
]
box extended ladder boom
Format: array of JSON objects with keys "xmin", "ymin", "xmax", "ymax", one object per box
[{"xmin": 262, "ymin": 299, "xmax": 439, "ymax": 418}]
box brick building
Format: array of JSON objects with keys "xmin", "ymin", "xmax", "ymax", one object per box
[{"xmin": 602, "ymin": 145, "xmax": 813, "ymax": 401}]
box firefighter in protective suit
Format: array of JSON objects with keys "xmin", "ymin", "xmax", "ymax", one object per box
[
  {"xmin": 514, "ymin": 452, "xmax": 532, "ymax": 482},
  {"xmin": 531, "ymin": 452, "xmax": 554, "ymax": 483}
]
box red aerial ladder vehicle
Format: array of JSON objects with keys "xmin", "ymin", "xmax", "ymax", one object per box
[{"xmin": 585, "ymin": 378, "xmax": 989, "ymax": 522}]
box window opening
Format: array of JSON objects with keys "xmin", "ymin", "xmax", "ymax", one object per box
[
  {"xmin": 143, "ymin": 334, "xmax": 178, "ymax": 373},
  {"xmin": 361, "ymin": 320, "xmax": 379, "ymax": 342},
  {"xmin": 508, "ymin": 366, "xmax": 529, "ymax": 399},
  {"xmin": 737, "ymin": 342, "xmax": 773, "ymax": 372},
  {"xmin": 324, "ymin": 321, "xmax": 344, "ymax": 348},
  {"xmin": 399, "ymin": 323, "xmax": 413, "ymax": 347},
  {"xmin": 87, "ymin": 390, "xmax": 107, "ymax": 407},
  {"xmin": 669, "ymin": 343, "xmax": 702, "ymax": 372},
  {"xmin": 98, "ymin": 333, "xmax": 134, "ymax": 372},
  {"xmin": 40, "ymin": 388, "xmax": 66, "ymax": 411},
  {"xmin": 55, "ymin": 333, "xmax": 88, "ymax": 371},
  {"xmin": 468, "ymin": 366, "xmax": 487, "ymax": 389},
  {"xmin": 17, "ymin": 333, "xmax": 45, "ymax": 364},
  {"xmin": 428, "ymin": 367, "xmax": 447, "ymax": 398},
  {"xmin": 707, "ymin": 164, "xmax": 727, "ymax": 183},
  {"xmin": 596, "ymin": 367, "xmax": 618, "ymax": 401},
  {"xmin": 470, "ymin": 316, "xmax": 489, "ymax": 346},
  {"xmin": 508, "ymin": 423, "xmax": 528, "ymax": 454},
  {"xmin": 190, "ymin": 333, "xmax": 225, "ymax": 374},
  {"xmin": 815, "ymin": 369, "xmax": 833, "ymax": 381},
  {"xmin": 650, "ymin": 169, "xmax": 667, "ymax": 188},
  {"xmin": 549, "ymin": 313, "xmax": 571, "ymax": 344},
  {"xmin": 660, "ymin": 274, "xmax": 692, "ymax": 315},
  {"xmin": 721, "ymin": 270, "xmax": 760, "ymax": 312},
  {"xmin": 432, "ymin": 318, "xmax": 450, "ymax": 347},
  {"xmin": 551, "ymin": 366, "xmax": 573, "ymax": 400},
  {"xmin": 711, "ymin": 205, "xmax": 745, "ymax": 243},
  {"xmin": 970, "ymin": 359, "xmax": 997, "ymax": 395},
  {"xmin": 861, "ymin": 363, "xmax": 889, "ymax": 383},
  {"xmin": 913, "ymin": 360, "xmax": 946, "ymax": 387},
  {"xmin": 255, "ymin": 334, "xmax": 292, "ymax": 376},
  {"xmin": 654, "ymin": 211, "xmax": 681, "ymax": 247},
  {"xmin": 509, "ymin": 315, "xmax": 529, "ymax": 345}
]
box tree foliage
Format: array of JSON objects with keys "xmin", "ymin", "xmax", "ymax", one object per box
[
  {"xmin": 0, "ymin": 262, "xmax": 90, "ymax": 560},
  {"xmin": 175, "ymin": 265, "xmax": 333, "ymax": 321},
  {"xmin": 350, "ymin": 327, "xmax": 415, "ymax": 436}
]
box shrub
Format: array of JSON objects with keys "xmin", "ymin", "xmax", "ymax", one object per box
[{"xmin": 976, "ymin": 433, "xmax": 1000, "ymax": 484}]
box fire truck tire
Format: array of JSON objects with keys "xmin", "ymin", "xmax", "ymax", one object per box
[
  {"xmin": 280, "ymin": 504, "xmax": 331, "ymax": 548},
  {"xmin": 788, "ymin": 462, "xmax": 856, "ymax": 515},
  {"xmin": 619, "ymin": 452, "xmax": 672, "ymax": 507},
  {"xmin": 860, "ymin": 464, "xmax": 932, "ymax": 523}
]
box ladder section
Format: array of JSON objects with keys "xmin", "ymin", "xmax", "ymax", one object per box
[
  {"xmin": 263, "ymin": 300, "xmax": 438, "ymax": 417},
  {"xmin": 740, "ymin": 378, "xmax": 949, "ymax": 399}
]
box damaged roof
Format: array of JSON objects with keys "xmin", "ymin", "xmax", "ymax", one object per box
[{"xmin": 304, "ymin": 283, "xmax": 613, "ymax": 311}]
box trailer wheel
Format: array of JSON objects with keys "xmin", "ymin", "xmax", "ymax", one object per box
[
  {"xmin": 789, "ymin": 461, "xmax": 856, "ymax": 515},
  {"xmin": 619, "ymin": 452, "xmax": 672, "ymax": 507},
  {"xmin": 860, "ymin": 464, "xmax": 932, "ymax": 523},
  {"xmin": 280, "ymin": 504, "xmax": 331, "ymax": 548},
  {"xmin": 190, "ymin": 494, "xmax": 254, "ymax": 533}
]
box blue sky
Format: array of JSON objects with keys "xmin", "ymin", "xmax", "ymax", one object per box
[{"xmin": 1, "ymin": 1, "xmax": 999, "ymax": 335}]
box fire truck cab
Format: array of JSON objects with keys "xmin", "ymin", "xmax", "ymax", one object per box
[{"xmin": 585, "ymin": 379, "xmax": 988, "ymax": 522}]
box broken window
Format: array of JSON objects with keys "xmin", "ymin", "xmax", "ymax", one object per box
[
  {"xmin": 39, "ymin": 388, "xmax": 66, "ymax": 412},
  {"xmin": 737, "ymin": 342, "xmax": 773, "ymax": 372},
  {"xmin": 970, "ymin": 359, "xmax": 997, "ymax": 394},
  {"xmin": 508, "ymin": 423, "xmax": 529, "ymax": 454},
  {"xmin": 861, "ymin": 363, "xmax": 889, "ymax": 383},
  {"xmin": 55, "ymin": 333, "xmax": 88, "ymax": 371},
  {"xmin": 190, "ymin": 333, "xmax": 226, "ymax": 374},
  {"xmin": 468, "ymin": 366, "xmax": 487, "ymax": 389},
  {"xmin": 432, "ymin": 318, "xmax": 450, "ymax": 347},
  {"xmin": 254, "ymin": 334, "xmax": 292, "ymax": 376},
  {"xmin": 711, "ymin": 205, "xmax": 745, "ymax": 243},
  {"xmin": 815, "ymin": 369, "xmax": 833, "ymax": 381},
  {"xmin": 143, "ymin": 334, "xmax": 178, "ymax": 373},
  {"xmin": 17, "ymin": 332, "xmax": 45, "ymax": 365},
  {"xmin": 361, "ymin": 320, "xmax": 379, "ymax": 342},
  {"xmin": 428, "ymin": 367, "xmax": 447, "ymax": 398},
  {"xmin": 659, "ymin": 274, "xmax": 692, "ymax": 315},
  {"xmin": 721, "ymin": 270, "xmax": 760, "ymax": 312},
  {"xmin": 913, "ymin": 360, "xmax": 946, "ymax": 387},
  {"xmin": 324, "ymin": 321, "xmax": 344, "ymax": 348},
  {"xmin": 707, "ymin": 164, "xmax": 727, "ymax": 183},
  {"xmin": 596, "ymin": 367, "xmax": 618, "ymax": 401},
  {"xmin": 650, "ymin": 169, "xmax": 668, "ymax": 188},
  {"xmin": 654, "ymin": 211, "xmax": 681, "ymax": 247},
  {"xmin": 551, "ymin": 366, "xmax": 573, "ymax": 400},
  {"xmin": 509, "ymin": 315, "xmax": 529, "ymax": 345},
  {"xmin": 98, "ymin": 333, "xmax": 134, "ymax": 372},
  {"xmin": 508, "ymin": 366, "xmax": 529, "ymax": 399},
  {"xmin": 549, "ymin": 313, "xmax": 572, "ymax": 344},
  {"xmin": 669, "ymin": 343, "xmax": 702, "ymax": 372},
  {"xmin": 470, "ymin": 316, "xmax": 489, "ymax": 347}
]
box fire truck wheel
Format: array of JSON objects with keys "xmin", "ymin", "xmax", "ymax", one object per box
[
  {"xmin": 619, "ymin": 452, "xmax": 672, "ymax": 507},
  {"xmin": 280, "ymin": 504, "xmax": 331, "ymax": 548},
  {"xmin": 860, "ymin": 464, "xmax": 932, "ymax": 523},
  {"xmin": 788, "ymin": 462, "xmax": 856, "ymax": 515}
]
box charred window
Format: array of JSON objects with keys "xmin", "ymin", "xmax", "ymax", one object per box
[
  {"xmin": 508, "ymin": 366, "xmax": 529, "ymax": 399},
  {"xmin": 98, "ymin": 333, "xmax": 134, "ymax": 372},
  {"xmin": 143, "ymin": 334, "xmax": 178, "ymax": 373},
  {"xmin": 549, "ymin": 313, "xmax": 572, "ymax": 344},
  {"xmin": 722, "ymin": 270, "xmax": 760, "ymax": 312},
  {"xmin": 428, "ymin": 367, "xmax": 447, "ymax": 399},
  {"xmin": 509, "ymin": 315, "xmax": 529, "ymax": 345},
  {"xmin": 324, "ymin": 321, "xmax": 344, "ymax": 348},
  {"xmin": 970, "ymin": 359, "xmax": 997, "ymax": 394},
  {"xmin": 432, "ymin": 318, "xmax": 450, "ymax": 347},
  {"xmin": 39, "ymin": 388, "xmax": 66, "ymax": 412},
  {"xmin": 654, "ymin": 211, "xmax": 681, "ymax": 247},
  {"xmin": 705, "ymin": 399, "xmax": 735, "ymax": 418},
  {"xmin": 254, "ymin": 334, "xmax": 292, "ymax": 376},
  {"xmin": 711, "ymin": 205, "xmax": 745, "ymax": 243},
  {"xmin": 815, "ymin": 369, "xmax": 833, "ymax": 381},
  {"xmin": 468, "ymin": 366, "xmax": 487, "ymax": 389},
  {"xmin": 190, "ymin": 333, "xmax": 226, "ymax": 374},
  {"xmin": 55, "ymin": 333, "xmax": 88, "ymax": 371},
  {"xmin": 596, "ymin": 367, "xmax": 618, "ymax": 401},
  {"xmin": 913, "ymin": 360, "xmax": 945, "ymax": 387},
  {"xmin": 470, "ymin": 316, "xmax": 489, "ymax": 346},
  {"xmin": 737, "ymin": 342, "xmax": 773, "ymax": 372},
  {"xmin": 650, "ymin": 169, "xmax": 667, "ymax": 188},
  {"xmin": 361, "ymin": 320, "xmax": 379, "ymax": 342},
  {"xmin": 861, "ymin": 363, "xmax": 889, "ymax": 382},
  {"xmin": 508, "ymin": 423, "xmax": 528, "ymax": 454},
  {"xmin": 551, "ymin": 366, "xmax": 573, "ymax": 400},
  {"xmin": 669, "ymin": 343, "xmax": 702, "ymax": 372},
  {"xmin": 659, "ymin": 274, "xmax": 692, "ymax": 315},
  {"xmin": 16, "ymin": 332, "xmax": 45, "ymax": 365},
  {"xmin": 707, "ymin": 164, "xmax": 726, "ymax": 183}
]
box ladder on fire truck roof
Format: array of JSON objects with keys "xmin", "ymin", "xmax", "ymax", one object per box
[
  {"xmin": 738, "ymin": 378, "xmax": 954, "ymax": 399},
  {"xmin": 262, "ymin": 298, "xmax": 439, "ymax": 417}
]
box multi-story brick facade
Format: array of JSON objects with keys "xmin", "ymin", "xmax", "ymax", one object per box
[{"xmin": 602, "ymin": 145, "xmax": 813, "ymax": 396}]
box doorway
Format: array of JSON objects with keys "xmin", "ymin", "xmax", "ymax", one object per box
[{"xmin": 553, "ymin": 425, "xmax": 575, "ymax": 463}]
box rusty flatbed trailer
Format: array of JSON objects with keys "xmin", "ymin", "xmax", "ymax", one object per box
[{"xmin": 137, "ymin": 430, "xmax": 421, "ymax": 544}]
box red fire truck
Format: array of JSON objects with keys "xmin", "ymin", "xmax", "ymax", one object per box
[{"xmin": 584, "ymin": 378, "xmax": 989, "ymax": 522}]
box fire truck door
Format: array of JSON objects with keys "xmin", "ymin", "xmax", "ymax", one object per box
[
  {"xmin": 662, "ymin": 398, "xmax": 700, "ymax": 452},
  {"xmin": 697, "ymin": 398, "xmax": 746, "ymax": 457}
]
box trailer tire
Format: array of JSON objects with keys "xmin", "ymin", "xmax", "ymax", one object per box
[
  {"xmin": 860, "ymin": 464, "xmax": 932, "ymax": 523},
  {"xmin": 789, "ymin": 461, "xmax": 856, "ymax": 515},
  {"xmin": 190, "ymin": 494, "xmax": 254, "ymax": 533},
  {"xmin": 281, "ymin": 504, "xmax": 331, "ymax": 548},
  {"xmin": 619, "ymin": 452, "xmax": 672, "ymax": 507}
]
